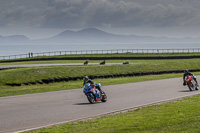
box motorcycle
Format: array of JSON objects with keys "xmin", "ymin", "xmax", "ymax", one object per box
[
  {"xmin": 83, "ymin": 83, "xmax": 107, "ymax": 104},
  {"xmin": 185, "ymin": 76, "xmax": 199, "ymax": 91},
  {"xmin": 123, "ymin": 61, "xmax": 129, "ymax": 64},
  {"xmin": 100, "ymin": 60, "xmax": 106, "ymax": 65},
  {"xmin": 83, "ymin": 61, "xmax": 88, "ymax": 65},
  {"xmin": 83, "ymin": 60, "xmax": 89, "ymax": 65}
]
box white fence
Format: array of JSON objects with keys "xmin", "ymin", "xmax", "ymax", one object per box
[{"xmin": 0, "ymin": 48, "xmax": 200, "ymax": 60}]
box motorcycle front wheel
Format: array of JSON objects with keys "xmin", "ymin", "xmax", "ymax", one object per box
[
  {"xmin": 101, "ymin": 91, "xmax": 107, "ymax": 102},
  {"xmin": 188, "ymin": 84, "xmax": 195, "ymax": 91}
]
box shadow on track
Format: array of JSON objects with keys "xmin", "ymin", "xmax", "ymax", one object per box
[
  {"xmin": 74, "ymin": 102, "xmax": 102, "ymax": 105},
  {"xmin": 179, "ymin": 90, "xmax": 193, "ymax": 92},
  {"xmin": 74, "ymin": 103, "xmax": 91, "ymax": 105}
]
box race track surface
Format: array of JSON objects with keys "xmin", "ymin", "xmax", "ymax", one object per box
[
  {"xmin": 0, "ymin": 63, "xmax": 142, "ymax": 68},
  {"xmin": 0, "ymin": 63, "xmax": 145, "ymax": 69},
  {"xmin": 0, "ymin": 77, "xmax": 200, "ymax": 133}
]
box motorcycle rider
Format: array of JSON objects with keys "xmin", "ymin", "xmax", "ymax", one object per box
[
  {"xmin": 123, "ymin": 60, "xmax": 129, "ymax": 64},
  {"xmin": 100, "ymin": 60, "xmax": 106, "ymax": 65},
  {"xmin": 183, "ymin": 69, "xmax": 199, "ymax": 88},
  {"xmin": 83, "ymin": 76, "xmax": 102, "ymax": 92},
  {"xmin": 84, "ymin": 59, "xmax": 89, "ymax": 65}
]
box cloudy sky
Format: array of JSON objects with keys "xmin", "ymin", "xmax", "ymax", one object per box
[{"xmin": 0, "ymin": 0, "xmax": 200, "ymax": 39}]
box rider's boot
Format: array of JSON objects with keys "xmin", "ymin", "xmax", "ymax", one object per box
[
  {"xmin": 196, "ymin": 83, "xmax": 199, "ymax": 90},
  {"xmin": 96, "ymin": 85, "xmax": 102, "ymax": 93}
]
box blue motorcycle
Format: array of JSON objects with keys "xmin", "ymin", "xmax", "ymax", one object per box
[{"xmin": 83, "ymin": 83, "xmax": 107, "ymax": 104}]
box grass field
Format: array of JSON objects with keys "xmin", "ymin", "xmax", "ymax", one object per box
[
  {"xmin": 1, "ymin": 53, "xmax": 200, "ymax": 132},
  {"xmin": 1, "ymin": 59, "xmax": 200, "ymax": 85},
  {"xmin": 26, "ymin": 94, "xmax": 200, "ymax": 133},
  {"xmin": 1, "ymin": 72, "xmax": 198, "ymax": 97},
  {"xmin": 1, "ymin": 58, "xmax": 200, "ymax": 97},
  {"xmin": 1, "ymin": 52, "xmax": 200, "ymax": 63}
]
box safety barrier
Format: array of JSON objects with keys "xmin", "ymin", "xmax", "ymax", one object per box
[{"xmin": 1, "ymin": 48, "xmax": 200, "ymax": 60}]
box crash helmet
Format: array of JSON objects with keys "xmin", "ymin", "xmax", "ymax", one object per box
[
  {"xmin": 83, "ymin": 76, "xmax": 89, "ymax": 82},
  {"xmin": 184, "ymin": 69, "xmax": 189, "ymax": 74}
]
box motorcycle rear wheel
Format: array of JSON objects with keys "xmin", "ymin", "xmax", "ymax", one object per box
[{"xmin": 87, "ymin": 94, "xmax": 95, "ymax": 104}]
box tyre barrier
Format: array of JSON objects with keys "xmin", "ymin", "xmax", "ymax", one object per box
[
  {"xmin": 42, "ymin": 79, "xmax": 50, "ymax": 84},
  {"xmin": 37, "ymin": 81, "xmax": 43, "ymax": 84},
  {"xmin": 23, "ymin": 83, "xmax": 29, "ymax": 85},
  {"xmin": 5, "ymin": 69, "xmax": 200, "ymax": 86},
  {"xmin": 6, "ymin": 83, "xmax": 21, "ymax": 86},
  {"xmin": 0, "ymin": 67, "xmax": 17, "ymax": 71}
]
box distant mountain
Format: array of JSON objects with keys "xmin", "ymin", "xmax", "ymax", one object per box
[
  {"xmin": 47, "ymin": 28, "xmax": 120, "ymax": 43},
  {"xmin": 0, "ymin": 35, "xmax": 30, "ymax": 44},
  {"xmin": 1, "ymin": 28, "xmax": 200, "ymax": 44},
  {"xmin": 55, "ymin": 28, "xmax": 111, "ymax": 37},
  {"xmin": 43, "ymin": 28, "xmax": 200, "ymax": 43}
]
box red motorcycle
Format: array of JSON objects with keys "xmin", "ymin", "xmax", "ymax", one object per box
[
  {"xmin": 185, "ymin": 76, "xmax": 198, "ymax": 91},
  {"xmin": 100, "ymin": 60, "xmax": 106, "ymax": 65}
]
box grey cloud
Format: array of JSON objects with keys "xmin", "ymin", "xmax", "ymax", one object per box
[
  {"xmin": 40, "ymin": 0, "xmax": 89, "ymax": 28},
  {"xmin": 0, "ymin": 0, "xmax": 200, "ymax": 29},
  {"xmin": 146, "ymin": 4, "xmax": 200, "ymax": 27},
  {"xmin": 41, "ymin": 0, "xmax": 200, "ymax": 28},
  {"xmin": 40, "ymin": 0, "xmax": 145, "ymax": 28},
  {"xmin": 0, "ymin": 0, "xmax": 45, "ymax": 27}
]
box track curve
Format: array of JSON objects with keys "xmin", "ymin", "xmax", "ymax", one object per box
[
  {"xmin": 0, "ymin": 63, "xmax": 145, "ymax": 69},
  {"xmin": 0, "ymin": 77, "xmax": 200, "ymax": 133}
]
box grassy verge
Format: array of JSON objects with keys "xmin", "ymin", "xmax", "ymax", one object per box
[
  {"xmin": 1, "ymin": 53, "xmax": 199, "ymax": 132},
  {"xmin": 26, "ymin": 94, "xmax": 200, "ymax": 133},
  {"xmin": 1, "ymin": 54, "xmax": 200, "ymax": 132},
  {"xmin": 1, "ymin": 72, "xmax": 200, "ymax": 97},
  {"xmin": 28, "ymin": 52, "xmax": 200, "ymax": 58},
  {"xmin": 1, "ymin": 52, "xmax": 200, "ymax": 63},
  {"xmin": 0, "ymin": 59, "xmax": 144, "ymax": 65},
  {"xmin": 1, "ymin": 59, "xmax": 200, "ymax": 86}
]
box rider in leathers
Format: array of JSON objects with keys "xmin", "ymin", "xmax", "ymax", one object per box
[
  {"xmin": 183, "ymin": 69, "xmax": 199, "ymax": 88},
  {"xmin": 83, "ymin": 76, "xmax": 102, "ymax": 92}
]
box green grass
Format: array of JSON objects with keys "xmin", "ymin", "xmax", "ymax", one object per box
[
  {"xmin": 1, "ymin": 72, "xmax": 200, "ymax": 97},
  {"xmin": 1, "ymin": 59, "xmax": 200, "ymax": 86},
  {"xmin": 0, "ymin": 58, "xmax": 200, "ymax": 97},
  {"xmin": 1, "ymin": 53, "xmax": 200, "ymax": 132},
  {"xmin": 0, "ymin": 59, "xmax": 142, "ymax": 65},
  {"xmin": 31, "ymin": 52, "xmax": 200, "ymax": 58},
  {"xmin": 1, "ymin": 52, "xmax": 200, "ymax": 63},
  {"xmin": 26, "ymin": 92, "xmax": 200, "ymax": 133}
]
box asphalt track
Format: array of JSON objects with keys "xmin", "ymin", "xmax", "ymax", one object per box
[
  {"xmin": 0, "ymin": 63, "xmax": 145, "ymax": 69},
  {"xmin": 0, "ymin": 77, "xmax": 200, "ymax": 133}
]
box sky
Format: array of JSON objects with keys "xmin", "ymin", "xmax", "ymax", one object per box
[{"xmin": 0, "ymin": 0, "xmax": 200, "ymax": 39}]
